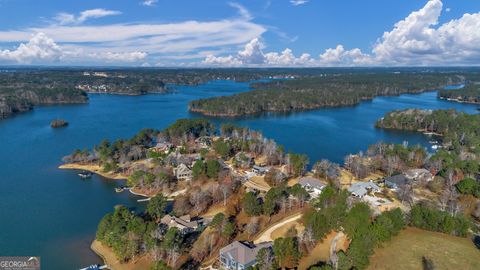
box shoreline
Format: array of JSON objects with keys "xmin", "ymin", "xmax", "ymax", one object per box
[
  {"xmin": 59, "ymin": 163, "xmax": 175, "ymax": 199},
  {"xmin": 438, "ymin": 96, "xmax": 480, "ymax": 105},
  {"xmin": 91, "ymin": 240, "xmax": 152, "ymax": 270},
  {"xmin": 188, "ymin": 87, "xmax": 443, "ymax": 118},
  {"xmin": 58, "ymin": 163, "xmax": 128, "ymax": 180}
]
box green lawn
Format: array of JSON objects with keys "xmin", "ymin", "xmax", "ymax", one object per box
[{"xmin": 368, "ymin": 227, "xmax": 480, "ymax": 270}]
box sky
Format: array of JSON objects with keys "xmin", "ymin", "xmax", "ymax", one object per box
[{"xmin": 0, "ymin": 0, "xmax": 479, "ymax": 67}]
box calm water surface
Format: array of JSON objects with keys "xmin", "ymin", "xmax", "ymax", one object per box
[{"xmin": 0, "ymin": 80, "xmax": 477, "ymax": 269}]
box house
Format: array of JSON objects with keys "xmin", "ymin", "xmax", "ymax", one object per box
[
  {"xmin": 174, "ymin": 163, "xmax": 193, "ymax": 181},
  {"xmin": 384, "ymin": 174, "xmax": 410, "ymax": 190},
  {"xmin": 195, "ymin": 136, "xmax": 212, "ymax": 148},
  {"xmin": 404, "ymin": 168, "xmax": 433, "ymax": 182},
  {"xmin": 252, "ymin": 165, "xmax": 268, "ymax": 175},
  {"xmin": 234, "ymin": 152, "xmax": 254, "ymax": 168},
  {"xmin": 348, "ymin": 181, "xmax": 381, "ymax": 198},
  {"xmin": 160, "ymin": 214, "xmax": 203, "ymax": 234},
  {"xmin": 298, "ymin": 177, "xmax": 326, "ymax": 198},
  {"xmin": 219, "ymin": 241, "xmax": 272, "ymax": 270},
  {"xmin": 154, "ymin": 142, "xmax": 173, "ymax": 153}
]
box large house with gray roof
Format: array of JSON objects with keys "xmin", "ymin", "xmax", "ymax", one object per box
[
  {"xmin": 348, "ymin": 181, "xmax": 381, "ymax": 198},
  {"xmin": 298, "ymin": 177, "xmax": 326, "ymax": 198},
  {"xmin": 384, "ymin": 174, "xmax": 410, "ymax": 190},
  {"xmin": 219, "ymin": 241, "xmax": 272, "ymax": 270},
  {"xmin": 160, "ymin": 214, "xmax": 202, "ymax": 234}
]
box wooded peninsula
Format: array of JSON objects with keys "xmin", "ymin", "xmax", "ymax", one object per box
[
  {"xmin": 0, "ymin": 68, "xmax": 301, "ymax": 120},
  {"xmin": 60, "ymin": 111, "xmax": 480, "ymax": 270},
  {"xmin": 438, "ymin": 84, "xmax": 480, "ymax": 104},
  {"xmin": 188, "ymin": 73, "xmax": 478, "ymax": 117}
]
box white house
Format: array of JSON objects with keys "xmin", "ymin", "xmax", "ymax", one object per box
[
  {"xmin": 174, "ymin": 163, "xmax": 193, "ymax": 181},
  {"xmin": 298, "ymin": 177, "xmax": 326, "ymax": 198}
]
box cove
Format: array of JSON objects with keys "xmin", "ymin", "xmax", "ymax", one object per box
[{"xmin": 0, "ymin": 80, "xmax": 477, "ymax": 269}]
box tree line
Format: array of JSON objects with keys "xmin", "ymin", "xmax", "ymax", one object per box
[{"xmin": 189, "ymin": 73, "xmax": 468, "ymax": 116}]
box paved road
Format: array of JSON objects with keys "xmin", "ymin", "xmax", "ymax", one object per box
[{"xmin": 254, "ymin": 213, "xmax": 303, "ymax": 244}]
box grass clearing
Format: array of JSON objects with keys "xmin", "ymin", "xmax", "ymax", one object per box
[
  {"xmin": 298, "ymin": 231, "xmax": 349, "ymax": 270},
  {"xmin": 368, "ymin": 227, "xmax": 480, "ymax": 270}
]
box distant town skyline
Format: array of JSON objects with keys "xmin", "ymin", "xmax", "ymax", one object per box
[{"xmin": 0, "ymin": 0, "xmax": 479, "ymax": 66}]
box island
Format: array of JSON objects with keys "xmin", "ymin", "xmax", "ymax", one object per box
[
  {"xmin": 50, "ymin": 119, "xmax": 69, "ymax": 128},
  {"xmin": 188, "ymin": 73, "xmax": 470, "ymax": 117},
  {"xmin": 60, "ymin": 115, "xmax": 480, "ymax": 270}
]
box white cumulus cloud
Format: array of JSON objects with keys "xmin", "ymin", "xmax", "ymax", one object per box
[
  {"xmin": 203, "ymin": 38, "xmax": 314, "ymax": 66},
  {"xmin": 0, "ymin": 32, "xmax": 147, "ymax": 64},
  {"xmin": 0, "ymin": 32, "xmax": 63, "ymax": 63},
  {"xmin": 0, "ymin": 3, "xmax": 264, "ymax": 65},
  {"xmin": 203, "ymin": 0, "xmax": 480, "ymax": 67},
  {"xmin": 371, "ymin": 0, "xmax": 480, "ymax": 65}
]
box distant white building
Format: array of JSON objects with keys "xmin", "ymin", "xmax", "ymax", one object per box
[
  {"xmin": 174, "ymin": 163, "xmax": 193, "ymax": 181},
  {"xmin": 298, "ymin": 177, "xmax": 326, "ymax": 198}
]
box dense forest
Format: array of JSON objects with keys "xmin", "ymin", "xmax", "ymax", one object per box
[
  {"xmin": 376, "ymin": 109, "xmax": 480, "ymax": 155},
  {"xmin": 0, "ymin": 68, "xmax": 298, "ymax": 120},
  {"xmin": 188, "ymin": 73, "xmax": 471, "ymax": 116},
  {"xmin": 438, "ymin": 84, "xmax": 480, "ymax": 104},
  {"xmin": 0, "ymin": 87, "xmax": 88, "ymax": 119},
  {"xmin": 376, "ymin": 109, "xmax": 480, "ymax": 215}
]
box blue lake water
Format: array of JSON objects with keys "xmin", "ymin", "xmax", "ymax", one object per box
[{"xmin": 0, "ymin": 80, "xmax": 478, "ymax": 269}]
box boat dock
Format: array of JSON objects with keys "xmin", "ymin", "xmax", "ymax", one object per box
[{"xmin": 79, "ymin": 264, "xmax": 108, "ymax": 270}]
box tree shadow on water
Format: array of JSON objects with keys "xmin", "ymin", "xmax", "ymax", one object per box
[{"xmin": 473, "ymin": 235, "xmax": 480, "ymax": 250}]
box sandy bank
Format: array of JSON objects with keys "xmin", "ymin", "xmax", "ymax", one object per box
[
  {"xmin": 91, "ymin": 240, "xmax": 152, "ymax": 270},
  {"xmin": 59, "ymin": 163, "xmax": 128, "ymax": 180}
]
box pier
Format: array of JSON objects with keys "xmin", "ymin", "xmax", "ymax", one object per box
[{"xmin": 79, "ymin": 264, "xmax": 108, "ymax": 270}]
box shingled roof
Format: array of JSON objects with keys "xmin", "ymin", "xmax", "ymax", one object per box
[{"xmin": 220, "ymin": 241, "xmax": 272, "ymax": 265}]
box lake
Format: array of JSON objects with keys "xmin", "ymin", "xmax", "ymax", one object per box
[{"xmin": 0, "ymin": 80, "xmax": 477, "ymax": 269}]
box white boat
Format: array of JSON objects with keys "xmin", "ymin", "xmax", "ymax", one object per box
[{"xmin": 78, "ymin": 172, "xmax": 93, "ymax": 179}]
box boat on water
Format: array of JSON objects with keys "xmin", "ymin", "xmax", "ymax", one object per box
[
  {"xmin": 78, "ymin": 171, "xmax": 93, "ymax": 179},
  {"xmin": 115, "ymin": 186, "xmax": 130, "ymax": 192},
  {"xmin": 431, "ymin": 144, "xmax": 442, "ymax": 150}
]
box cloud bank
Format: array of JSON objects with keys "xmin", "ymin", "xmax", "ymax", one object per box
[
  {"xmin": 204, "ymin": 0, "xmax": 480, "ymax": 67},
  {"xmin": 0, "ymin": 0, "xmax": 479, "ymax": 66},
  {"xmin": 0, "ymin": 3, "xmax": 265, "ymax": 65},
  {"xmin": 0, "ymin": 32, "xmax": 147, "ymax": 64}
]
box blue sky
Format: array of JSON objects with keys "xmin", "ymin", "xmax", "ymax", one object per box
[{"xmin": 0, "ymin": 0, "xmax": 479, "ymax": 66}]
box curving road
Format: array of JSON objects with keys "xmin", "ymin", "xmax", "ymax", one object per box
[{"xmin": 254, "ymin": 213, "xmax": 303, "ymax": 244}]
